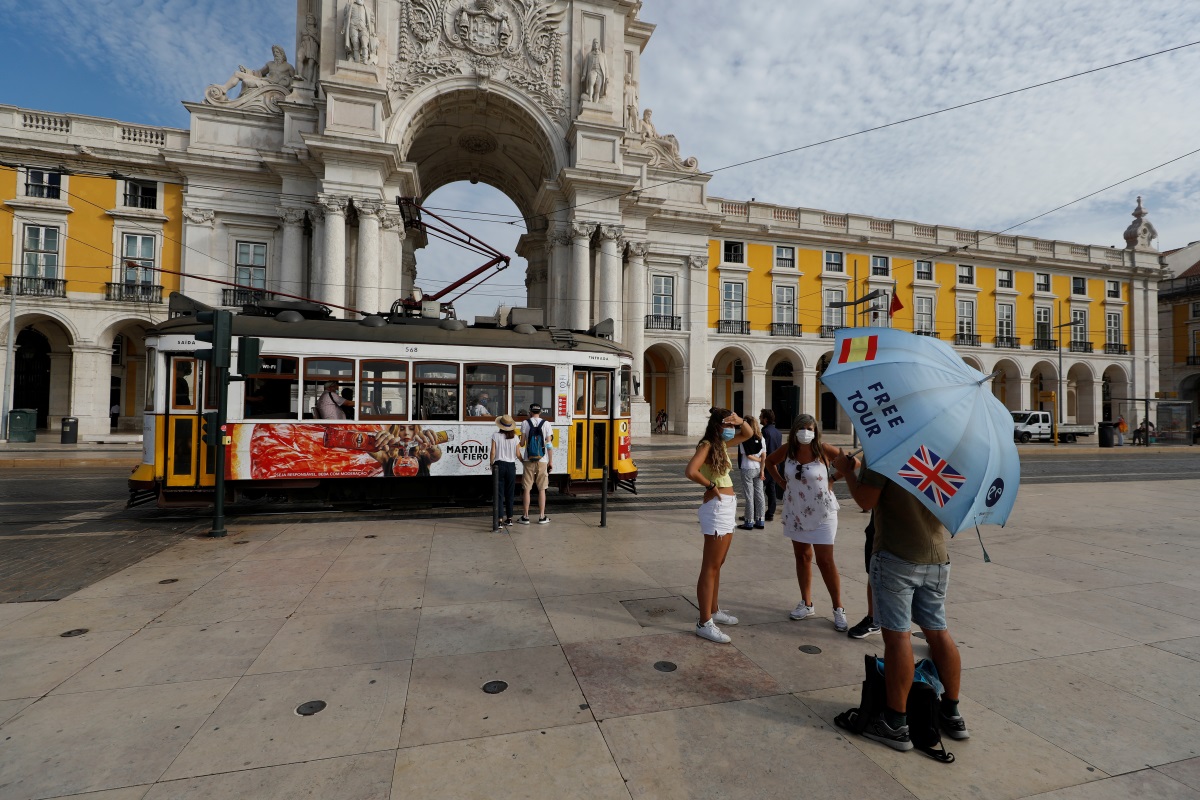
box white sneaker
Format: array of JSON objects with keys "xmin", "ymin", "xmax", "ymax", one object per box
[
  {"xmin": 712, "ymin": 609, "xmax": 739, "ymax": 626},
  {"xmin": 695, "ymin": 619, "xmax": 731, "ymax": 643},
  {"xmin": 789, "ymin": 602, "xmax": 815, "ymax": 620},
  {"xmin": 833, "ymin": 607, "xmax": 848, "ymax": 632}
]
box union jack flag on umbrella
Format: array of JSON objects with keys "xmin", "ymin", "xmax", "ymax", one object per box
[{"xmin": 820, "ymin": 328, "xmax": 1020, "ymax": 536}]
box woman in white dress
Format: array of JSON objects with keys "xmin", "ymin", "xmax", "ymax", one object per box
[{"xmin": 764, "ymin": 414, "xmax": 853, "ymax": 632}]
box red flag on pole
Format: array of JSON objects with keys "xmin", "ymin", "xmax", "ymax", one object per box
[{"xmin": 889, "ymin": 292, "xmax": 904, "ymax": 317}]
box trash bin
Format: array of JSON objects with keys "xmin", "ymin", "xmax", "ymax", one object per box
[
  {"xmin": 7, "ymin": 409, "xmax": 37, "ymax": 443},
  {"xmin": 61, "ymin": 417, "xmax": 79, "ymax": 444}
]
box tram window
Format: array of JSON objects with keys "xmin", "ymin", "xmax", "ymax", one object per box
[
  {"xmin": 144, "ymin": 347, "xmax": 157, "ymax": 412},
  {"xmin": 620, "ymin": 365, "xmax": 631, "ymax": 416},
  {"xmin": 591, "ymin": 373, "xmax": 611, "ymax": 417},
  {"xmin": 171, "ymin": 358, "xmax": 197, "ymax": 410},
  {"xmin": 303, "ymin": 358, "xmax": 355, "ymax": 419},
  {"xmin": 513, "ymin": 365, "xmax": 554, "ymax": 421},
  {"xmin": 244, "ymin": 356, "xmax": 299, "ymax": 420},
  {"xmin": 414, "ymin": 362, "xmax": 459, "ymax": 421},
  {"xmin": 573, "ymin": 372, "xmax": 588, "ymax": 416},
  {"xmin": 465, "ymin": 363, "xmax": 507, "ymax": 419},
  {"xmin": 360, "ymin": 360, "xmax": 408, "ymax": 420}
]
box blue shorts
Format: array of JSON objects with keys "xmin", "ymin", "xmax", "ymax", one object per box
[{"xmin": 869, "ymin": 550, "xmax": 950, "ymax": 632}]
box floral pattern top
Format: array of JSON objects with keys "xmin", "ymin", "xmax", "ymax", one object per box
[{"xmin": 781, "ymin": 456, "xmax": 840, "ymax": 534}]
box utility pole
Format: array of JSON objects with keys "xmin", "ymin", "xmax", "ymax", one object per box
[{"xmin": 1, "ymin": 284, "xmax": 14, "ymax": 439}]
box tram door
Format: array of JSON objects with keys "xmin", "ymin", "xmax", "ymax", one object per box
[
  {"xmin": 164, "ymin": 355, "xmax": 216, "ymax": 488},
  {"xmin": 568, "ymin": 369, "xmax": 614, "ymax": 481}
]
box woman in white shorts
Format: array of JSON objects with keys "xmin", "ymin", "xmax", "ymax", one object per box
[
  {"xmin": 684, "ymin": 407, "xmax": 753, "ymax": 643},
  {"xmin": 764, "ymin": 413, "xmax": 851, "ymax": 632}
]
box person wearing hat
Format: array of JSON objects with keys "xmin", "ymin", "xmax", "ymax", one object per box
[
  {"xmin": 490, "ymin": 414, "xmax": 520, "ymax": 529},
  {"xmin": 517, "ymin": 403, "xmax": 553, "ymax": 524}
]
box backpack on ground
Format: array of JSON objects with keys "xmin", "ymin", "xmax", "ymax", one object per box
[
  {"xmin": 834, "ymin": 653, "xmax": 954, "ymax": 763},
  {"xmin": 525, "ymin": 419, "xmax": 546, "ymax": 460}
]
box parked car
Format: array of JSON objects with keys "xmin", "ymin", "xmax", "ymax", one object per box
[{"xmin": 1011, "ymin": 410, "xmax": 1095, "ymax": 443}]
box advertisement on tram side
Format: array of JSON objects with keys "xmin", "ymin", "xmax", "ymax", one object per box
[{"xmin": 226, "ymin": 422, "xmax": 561, "ymax": 480}]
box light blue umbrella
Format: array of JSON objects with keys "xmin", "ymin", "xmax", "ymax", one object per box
[{"xmin": 821, "ymin": 327, "xmax": 1019, "ymax": 539}]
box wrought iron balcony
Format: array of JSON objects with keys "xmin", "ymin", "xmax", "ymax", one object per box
[
  {"xmin": 717, "ymin": 319, "xmax": 750, "ymax": 335},
  {"xmin": 644, "ymin": 314, "xmax": 682, "ymax": 331},
  {"xmin": 122, "ymin": 193, "xmax": 157, "ymax": 210},
  {"xmin": 770, "ymin": 322, "xmax": 803, "ymax": 337},
  {"xmin": 1032, "ymin": 338, "xmax": 1058, "ymax": 351},
  {"xmin": 1069, "ymin": 340, "xmax": 1094, "ymax": 353},
  {"xmin": 105, "ymin": 282, "xmax": 163, "ymax": 303},
  {"xmin": 4, "ymin": 275, "xmax": 66, "ymax": 297},
  {"xmin": 993, "ymin": 336, "xmax": 1021, "ymax": 349},
  {"xmin": 24, "ymin": 182, "xmax": 60, "ymax": 199},
  {"xmin": 1187, "ymin": 355, "xmax": 1200, "ymax": 366},
  {"xmin": 222, "ymin": 287, "xmax": 273, "ymax": 307},
  {"xmin": 819, "ymin": 325, "xmax": 844, "ymax": 339},
  {"xmin": 955, "ymin": 333, "xmax": 981, "ymax": 347},
  {"xmin": 1104, "ymin": 343, "xmax": 1128, "ymax": 355},
  {"xmin": 913, "ymin": 329, "xmax": 940, "ymax": 338}
]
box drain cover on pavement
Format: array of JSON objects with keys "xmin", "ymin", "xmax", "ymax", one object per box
[
  {"xmin": 798, "ymin": 645, "xmax": 822, "ymax": 654},
  {"xmin": 295, "ymin": 701, "xmax": 327, "ymax": 716},
  {"xmin": 60, "ymin": 629, "xmax": 89, "ymax": 638},
  {"xmin": 653, "ymin": 661, "xmax": 678, "ymax": 672},
  {"xmin": 482, "ymin": 681, "xmax": 508, "ymax": 694}
]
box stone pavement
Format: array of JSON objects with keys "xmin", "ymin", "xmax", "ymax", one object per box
[{"xmin": 1, "ymin": 478, "xmax": 1199, "ymax": 799}]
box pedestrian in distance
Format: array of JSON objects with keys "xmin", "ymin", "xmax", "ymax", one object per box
[
  {"xmin": 684, "ymin": 407, "xmax": 753, "ymax": 644},
  {"xmin": 833, "ymin": 450, "xmax": 970, "ymax": 752},
  {"xmin": 516, "ymin": 404, "xmax": 553, "ymax": 524},
  {"xmin": 759, "ymin": 409, "xmax": 783, "ymax": 521},
  {"xmin": 764, "ymin": 413, "xmax": 849, "ymax": 632},
  {"xmin": 490, "ymin": 415, "xmax": 519, "ymax": 530},
  {"xmin": 737, "ymin": 415, "xmax": 767, "ymax": 530},
  {"xmin": 1116, "ymin": 415, "xmax": 1127, "ymax": 446}
]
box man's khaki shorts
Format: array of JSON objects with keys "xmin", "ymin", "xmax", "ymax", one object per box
[{"xmin": 522, "ymin": 460, "xmax": 549, "ymax": 491}]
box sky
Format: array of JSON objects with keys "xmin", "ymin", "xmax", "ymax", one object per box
[{"xmin": 3, "ymin": 0, "xmax": 1200, "ymax": 320}]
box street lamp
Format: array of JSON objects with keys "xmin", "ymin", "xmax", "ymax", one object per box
[{"xmin": 1052, "ymin": 318, "xmax": 1074, "ymax": 426}]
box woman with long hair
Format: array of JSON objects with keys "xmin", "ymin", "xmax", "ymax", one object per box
[
  {"xmin": 737, "ymin": 415, "xmax": 766, "ymax": 530},
  {"xmin": 490, "ymin": 415, "xmax": 519, "ymax": 529},
  {"xmin": 764, "ymin": 413, "xmax": 854, "ymax": 632},
  {"xmin": 684, "ymin": 407, "xmax": 753, "ymax": 643}
]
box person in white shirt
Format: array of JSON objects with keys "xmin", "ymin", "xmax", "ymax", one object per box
[
  {"xmin": 315, "ymin": 381, "xmax": 349, "ymax": 420},
  {"xmin": 516, "ymin": 404, "xmax": 553, "ymax": 524},
  {"xmin": 468, "ymin": 393, "xmax": 493, "ymax": 417},
  {"xmin": 490, "ymin": 414, "xmax": 519, "ymax": 529}
]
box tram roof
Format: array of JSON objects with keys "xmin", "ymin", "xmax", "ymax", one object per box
[{"xmin": 149, "ymin": 295, "xmax": 630, "ymax": 357}]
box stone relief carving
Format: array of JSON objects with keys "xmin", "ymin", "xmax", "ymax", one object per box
[
  {"xmin": 631, "ymin": 108, "xmax": 699, "ymax": 172},
  {"xmin": 205, "ymin": 45, "xmax": 296, "ymax": 113},
  {"xmin": 687, "ymin": 255, "xmax": 708, "ymax": 271},
  {"xmin": 278, "ymin": 207, "xmax": 308, "ymax": 226},
  {"xmin": 390, "ymin": 0, "xmax": 568, "ymax": 124},
  {"xmin": 182, "ymin": 208, "xmax": 216, "ymax": 225},
  {"xmin": 319, "ymin": 195, "xmax": 350, "ymax": 216},
  {"xmin": 342, "ymin": 0, "xmax": 379, "ymax": 64},
  {"xmin": 298, "ymin": 13, "xmax": 321, "ymax": 85},
  {"xmin": 380, "ymin": 210, "xmax": 407, "ymax": 239},
  {"xmin": 581, "ymin": 38, "xmax": 607, "ymax": 103},
  {"xmin": 625, "ymin": 241, "xmax": 648, "ymax": 258},
  {"xmin": 568, "ymin": 221, "xmax": 596, "ymax": 240},
  {"xmin": 598, "ymin": 224, "xmax": 624, "ymax": 241},
  {"xmin": 1123, "ymin": 195, "xmax": 1158, "ymax": 250}
]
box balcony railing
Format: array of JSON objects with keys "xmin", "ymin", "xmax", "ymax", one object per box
[
  {"xmin": 1187, "ymin": 355, "xmax": 1200, "ymax": 366},
  {"xmin": 1069, "ymin": 340, "xmax": 1094, "ymax": 353},
  {"xmin": 222, "ymin": 287, "xmax": 273, "ymax": 307},
  {"xmin": 955, "ymin": 333, "xmax": 981, "ymax": 347},
  {"xmin": 105, "ymin": 282, "xmax": 163, "ymax": 303},
  {"xmin": 1159, "ymin": 274, "xmax": 1200, "ymax": 300},
  {"xmin": 717, "ymin": 319, "xmax": 750, "ymax": 335},
  {"xmin": 644, "ymin": 314, "xmax": 681, "ymax": 331},
  {"xmin": 122, "ymin": 193, "xmax": 157, "ymax": 210},
  {"xmin": 993, "ymin": 336, "xmax": 1020, "ymax": 349},
  {"xmin": 819, "ymin": 325, "xmax": 844, "ymax": 339},
  {"xmin": 4, "ymin": 275, "xmax": 66, "ymax": 297},
  {"xmin": 913, "ymin": 329, "xmax": 940, "ymax": 338},
  {"xmin": 1104, "ymin": 343, "xmax": 1128, "ymax": 355},
  {"xmin": 24, "ymin": 182, "xmax": 61, "ymax": 200},
  {"xmin": 770, "ymin": 322, "xmax": 803, "ymax": 337},
  {"xmin": 1032, "ymin": 338, "xmax": 1058, "ymax": 351}
]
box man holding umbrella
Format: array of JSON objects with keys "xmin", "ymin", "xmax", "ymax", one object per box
[{"xmin": 835, "ymin": 452, "xmax": 970, "ymax": 751}]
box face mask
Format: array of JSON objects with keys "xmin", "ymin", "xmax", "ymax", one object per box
[
  {"xmin": 721, "ymin": 428, "xmax": 736, "ymax": 441},
  {"xmin": 795, "ymin": 430, "xmax": 815, "ymax": 444}
]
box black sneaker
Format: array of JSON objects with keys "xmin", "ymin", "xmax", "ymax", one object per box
[
  {"xmin": 862, "ymin": 713, "xmax": 914, "ymax": 752},
  {"xmin": 516, "ymin": 516, "xmax": 531, "ymax": 525},
  {"xmin": 940, "ymin": 711, "xmax": 970, "ymax": 740},
  {"xmin": 847, "ymin": 616, "xmax": 881, "ymax": 639}
]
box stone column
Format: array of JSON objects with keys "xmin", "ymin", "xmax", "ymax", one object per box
[
  {"xmin": 1018, "ymin": 375, "xmax": 1033, "ymax": 411},
  {"xmin": 70, "ymin": 345, "xmax": 114, "ymax": 438},
  {"xmin": 355, "ymin": 200, "xmax": 382, "ymax": 315},
  {"xmin": 685, "ymin": 255, "xmax": 711, "ymax": 436},
  {"xmin": 401, "ymin": 236, "xmax": 418, "ymax": 299},
  {"xmin": 181, "ymin": 208, "xmax": 218, "ymax": 307},
  {"xmin": 127, "ymin": 354, "xmax": 146, "ymax": 431},
  {"xmin": 743, "ymin": 365, "xmax": 764, "ymax": 424},
  {"xmin": 309, "ymin": 206, "xmax": 325, "ymax": 298},
  {"xmin": 546, "ymin": 227, "xmax": 571, "ymax": 327},
  {"xmin": 47, "ymin": 352, "xmax": 72, "ymax": 430},
  {"xmin": 567, "ymin": 222, "xmax": 595, "ymax": 331},
  {"xmin": 380, "ymin": 210, "xmax": 405, "ymax": 310},
  {"xmin": 597, "ymin": 225, "xmax": 624, "ymax": 337},
  {"xmin": 626, "ymin": 241, "xmax": 651, "ymax": 437},
  {"xmin": 517, "ymin": 232, "xmax": 549, "ymax": 313},
  {"xmin": 318, "ymin": 195, "xmax": 348, "ymax": 315},
  {"xmin": 277, "ymin": 207, "xmax": 307, "ymax": 299}
]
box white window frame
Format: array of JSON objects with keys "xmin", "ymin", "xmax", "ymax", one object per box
[
  {"xmin": 867, "ymin": 292, "xmax": 891, "ymax": 328},
  {"xmin": 22, "ymin": 167, "xmax": 64, "ymax": 200},
  {"xmin": 957, "ymin": 264, "xmax": 974, "ymax": 285},
  {"xmin": 1072, "ymin": 276, "xmax": 1087, "ymax": 296},
  {"xmin": 722, "ymin": 240, "xmax": 745, "ymax": 265},
  {"xmin": 1105, "ymin": 312, "xmax": 1121, "ymax": 345},
  {"xmin": 235, "ymin": 240, "xmax": 269, "ymax": 289},
  {"xmin": 122, "ymin": 179, "xmax": 159, "ymax": 211},
  {"xmin": 1071, "ymin": 309, "xmax": 1087, "ymax": 343},
  {"xmin": 1035, "ymin": 272, "xmax": 1051, "ymax": 292},
  {"xmin": 997, "ymin": 269, "xmax": 1013, "ymax": 289},
  {"xmin": 956, "ymin": 299, "xmax": 975, "ymax": 335},
  {"xmin": 721, "ymin": 281, "xmax": 744, "ymax": 321},
  {"xmin": 871, "ymin": 255, "xmax": 889, "ymax": 277},
  {"xmin": 1192, "ymin": 301, "xmax": 1200, "ymax": 319},
  {"xmin": 773, "ymin": 284, "xmax": 796, "ymax": 324},
  {"xmin": 997, "ymin": 303, "xmax": 1014, "ymax": 338},
  {"xmin": 121, "ymin": 233, "xmax": 156, "ymax": 284},
  {"xmin": 1035, "ymin": 306, "xmax": 1051, "ymax": 340},
  {"xmin": 824, "ymin": 250, "xmax": 844, "ymax": 273},
  {"xmin": 915, "ymin": 260, "xmax": 933, "ymax": 281},
  {"xmin": 774, "ymin": 246, "xmax": 795, "ymax": 270},
  {"xmin": 914, "ymin": 296, "xmax": 934, "ymax": 333},
  {"xmin": 823, "ymin": 288, "xmax": 845, "ymax": 327},
  {"xmin": 1107, "ymin": 280, "xmax": 1121, "ymax": 299},
  {"xmin": 651, "ymin": 274, "xmax": 675, "ymax": 318},
  {"xmin": 21, "ymin": 224, "xmax": 61, "ymax": 278}
]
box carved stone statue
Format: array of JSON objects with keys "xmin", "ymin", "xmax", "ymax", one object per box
[
  {"xmin": 581, "ymin": 38, "xmax": 607, "ymax": 103},
  {"xmin": 343, "ymin": 0, "xmax": 376, "ymax": 64},
  {"xmin": 205, "ymin": 45, "xmax": 296, "ymax": 113},
  {"xmin": 624, "ymin": 73, "xmax": 639, "ymax": 133},
  {"xmin": 635, "ymin": 108, "xmax": 699, "ymax": 172},
  {"xmin": 1123, "ymin": 195, "xmax": 1159, "ymax": 250},
  {"xmin": 298, "ymin": 13, "xmax": 321, "ymax": 85},
  {"xmin": 639, "ymin": 108, "xmax": 658, "ymax": 140}
]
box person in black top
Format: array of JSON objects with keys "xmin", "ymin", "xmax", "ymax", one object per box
[{"xmin": 759, "ymin": 409, "xmax": 783, "ymax": 521}]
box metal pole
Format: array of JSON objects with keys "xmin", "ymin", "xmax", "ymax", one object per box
[
  {"xmin": 1057, "ymin": 304, "xmax": 1065, "ymax": 426},
  {"xmin": 208, "ymin": 364, "xmax": 228, "ymax": 538},
  {"xmin": 1, "ymin": 285, "xmax": 15, "ymax": 439},
  {"xmin": 600, "ymin": 464, "xmax": 608, "ymax": 528},
  {"xmin": 851, "ymin": 259, "xmax": 859, "ymax": 450}
]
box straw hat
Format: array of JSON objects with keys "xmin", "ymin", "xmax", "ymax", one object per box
[{"xmin": 496, "ymin": 414, "xmax": 515, "ymax": 431}]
